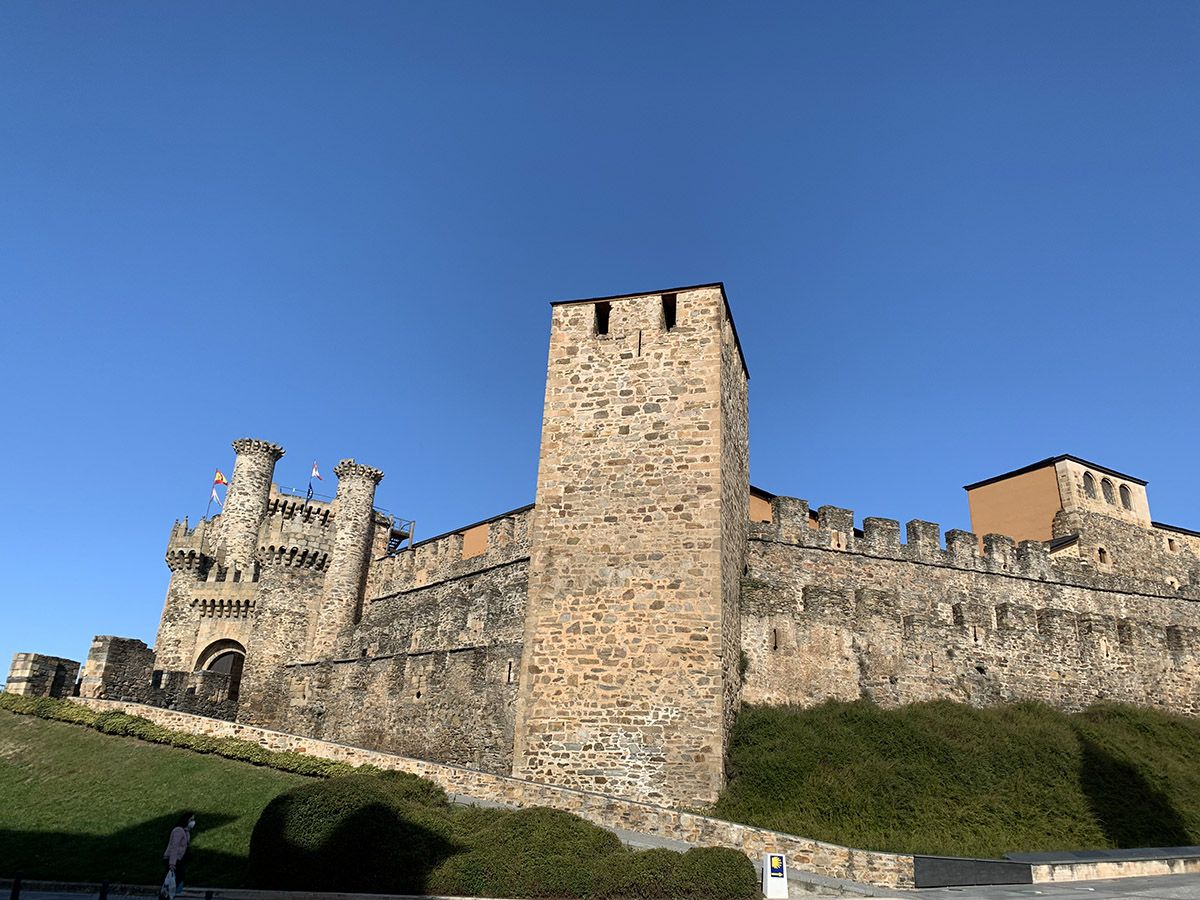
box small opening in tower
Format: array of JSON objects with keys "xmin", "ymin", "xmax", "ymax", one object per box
[
  {"xmin": 506, "ymin": 660, "xmax": 514, "ymax": 684},
  {"xmin": 662, "ymin": 293, "xmax": 677, "ymax": 331},
  {"xmin": 771, "ymin": 628, "xmax": 779, "ymax": 651},
  {"xmin": 595, "ymin": 301, "xmax": 611, "ymax": 335}
]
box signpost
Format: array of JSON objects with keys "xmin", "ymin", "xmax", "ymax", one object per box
[{"xmin": 762, "ymin": 852, "xmax": 788, "ymax": 898}]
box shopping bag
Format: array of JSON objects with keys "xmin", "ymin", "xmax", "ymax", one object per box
[{"xmin": 160, "ymin": 868, "xmax": 176, "ymax": 900}]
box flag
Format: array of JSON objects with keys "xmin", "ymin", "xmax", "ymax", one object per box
[
  {"xmin": 310, "ymin": 461, "xmax": 323, "ymax": 481},
  {"xmin": 210, "ymin": 486, "xmax": 224, "ymax": 508},
  {"xmin": 213, "ymin": 469, "xmax": 229, "ymax": 486},
  {"xmin": 306, "ymin": 484, "xmax": 314, "ymax": 501}
]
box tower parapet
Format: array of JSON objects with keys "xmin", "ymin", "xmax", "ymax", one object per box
[
  {"xmin": 312, "ymin": 459, "xmax": 385, "ymax": 655},
  {"xmin": 218, "ymin": 438, "xmax": 285, "ymax": 568}
]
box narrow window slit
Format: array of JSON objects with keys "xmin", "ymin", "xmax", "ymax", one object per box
[
  {"xmin": 595, "ymin": 301, "xmax": 610, "ymax": 335},
  {"xmin": 662, "ymin": 293, "xmax": 677, "ymax": 331}
]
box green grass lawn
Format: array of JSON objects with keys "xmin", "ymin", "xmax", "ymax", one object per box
[
  {"xmin": 713, "ymin": 700, "xmax": 1200, "ymax": 859},
  {"xmin": 0, "ymin": 709, "xmax": 306, "ymax": 886}
]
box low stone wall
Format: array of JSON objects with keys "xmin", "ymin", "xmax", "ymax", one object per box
[
  {"xmin": 71, "ymin": 698, "xmax": 914, "ymax": 889},
  {"xmin": 1032, "ymin": 856, "xmax": 1200, "ymax": 883}
]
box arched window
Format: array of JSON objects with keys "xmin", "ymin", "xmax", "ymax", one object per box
[
  {"xmin": 1119, "ymin": 484, "xmax": 1132, "ymax": 509},
  {"xmin": 195, "ymin": 639, "xmax": 246, "ymax": 701},
  {"xmin": 1083, "ymin": 472, "xmax": 1096, "ymax": 499},
  {"xmin": 1101, "ymin": 478, "xmax": 1115, "ymax": 505}
]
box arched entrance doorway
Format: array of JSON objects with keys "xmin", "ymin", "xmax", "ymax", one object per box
[{"xmin": 195, "ymin": 639, "xmax": 246, "ymax": 701}]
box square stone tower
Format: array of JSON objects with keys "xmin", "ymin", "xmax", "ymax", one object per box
[{"xmin": 512, "ymin": 284, "xmax": 749, "ymax": 808}]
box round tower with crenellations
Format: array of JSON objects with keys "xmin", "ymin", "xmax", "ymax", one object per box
[
  {"xmin": 311, "ymin": 458, "xmax": 385, "ymax": 655},
  {"xmin": 218, "ymin": 438, "xmax": 285, "ymax": 569}
]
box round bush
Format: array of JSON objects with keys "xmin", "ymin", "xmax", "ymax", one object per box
[{"xmin": 247, "ymin": 773, "xmax": 453, "ymax": 894}]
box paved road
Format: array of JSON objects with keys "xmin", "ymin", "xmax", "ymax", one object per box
[
  {"xmin": 9, "ymin": 872, "xmax": 1200, "ymax": 899},
  {"xmin": 886, "ymin": 873, "xmax": 1200, "ymax": 899}
]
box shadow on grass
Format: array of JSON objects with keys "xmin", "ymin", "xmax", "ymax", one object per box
[
  {"xmin": 0, "ymin": 811, "xmax": 243, "ymax": 886},
  {"xmin": 249, "ymin": 801, "xmax": 455, "ymax": 895},
  {"xmin": 1078, "ymin": 736, "xmax": 1192, "ymax": 848}
]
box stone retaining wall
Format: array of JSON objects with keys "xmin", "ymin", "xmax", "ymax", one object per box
[{"xmin": 71, "ymin": 697, "xmax": 914, "ymax": 889}]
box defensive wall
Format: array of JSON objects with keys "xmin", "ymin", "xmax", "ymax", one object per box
[
  {"xmin": 9, "ymin": 281, "xmax": 1200, "ymax": 829},
  {"xmin": 741, "ymin": 497, "xmax": 1200, "ymax": 714}
]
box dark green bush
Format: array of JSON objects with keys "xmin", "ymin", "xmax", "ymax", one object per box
[
  {"xmin": 673, "ymin": 847, "xmax": 758, "ymax": 899},
  {"xmin": 248, "ymin": 774, "xmax": 454, "ymax": 894},
  {"xmin": 428, "ymin": 806, "xmax": 621, "ymax": 898},
  {"xmin": 590, "ymin": 847, "xmax": 677, "ymax": 899},
  {"xmin": 588, "ymin": 846, "xmax": 757, "ymax": 899},
  {"xmin": 367, "ymin": 767, "xmax": 451, "ymax": 808}
]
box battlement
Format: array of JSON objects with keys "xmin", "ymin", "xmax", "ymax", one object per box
[
  {"xmin": 367, "ymin": 504, "xmax": 534, "ymax": 601},
  {"xmin": 751, "ymin": 496, "xmax": 1200, "ymax": 602}
]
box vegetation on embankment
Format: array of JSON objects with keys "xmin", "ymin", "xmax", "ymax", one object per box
[
  {"xmin": 0, "ymin": 698, "xmax": 756, "ymax": 897},
  {"xmin": 714, "ymin": 699, "xmax": 1200, "ymax": 858},
  {"xmin": 0, "ymin": 706, "xmax": 304, "ymax": 886}
]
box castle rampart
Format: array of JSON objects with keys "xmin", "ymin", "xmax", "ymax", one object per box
[
  {"xmin": 11, "ymin": 281, "xmax": 1200, "ymax": 848},
  {"xmin": 741, "ymin": 497, "xmax": 1200, "ymax": 715}
]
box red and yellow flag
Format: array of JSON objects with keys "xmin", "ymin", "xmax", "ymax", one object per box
[{"xmin": 213, "ymin": 469, "xmax": 229, "ymax": 486}]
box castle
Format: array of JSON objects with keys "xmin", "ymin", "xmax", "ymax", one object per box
[{"xmin": 9, "ymin": 284, "xmax": 1200, "ymax": 810}]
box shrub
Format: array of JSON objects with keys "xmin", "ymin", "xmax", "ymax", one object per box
[
  {"xmin": 588, "ymin": 846, "xmax": 757, "ymax": 900},
  {"xmin": 673, "ymin": 847, "xmax": 758, "ymax": 899},
  {"xmin": 428, "ymin": 806, "xmax": 621, "ymax": 898},
  {"xmin": 590, "ymin": 847, "xmax": 677, "ymax": 899},
  {"xmin": 247, "ymin": 774, "xmax": 454, "ymax": 894},
  {"xmin": 366, "ymin": 767, "xmax": 451, "ymax": 808}
]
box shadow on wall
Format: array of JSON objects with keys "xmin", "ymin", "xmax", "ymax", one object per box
[
  {"xmin": 1077, "ymin": 736, "xmax": 1192, "ymax": 848},
  {"xmin": 0, "ymin": 812, "xmax": 241, "ymax": 886}
]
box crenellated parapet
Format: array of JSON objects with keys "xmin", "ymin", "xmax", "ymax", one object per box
[
  {"xmin": 333, "ymin": 459, "xmax": 384, "ymax": 485},
  {"xmin": 752, "ymin": 495, "xmax": 1200, "ymax": 600},
  {"xmin": 230, "ymin": 438, "xmax": 285, "ymax": 461},
  {"xmin": 166, "ymin": 517, "xmax": 216, "ymax": 572},
  {"xmin": 743, "ymin": 493, "xmax": 1200, "ymax": 717}
]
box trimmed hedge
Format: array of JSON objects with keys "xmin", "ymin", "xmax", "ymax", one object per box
[
  {"xmin": 0, "ymin": 693, "xmax": 356, "ymax": 778},
  {"xmin": 248, "ymin": 773, "xmax": 455, "ymax": 894},
  {"xmin": 251, "ymin": 777, "xmax": 758, "ymax": 899}
]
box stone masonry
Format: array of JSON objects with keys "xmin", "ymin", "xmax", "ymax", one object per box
[
  {"xmin": 512, "ymin": 287, "xmax": 748, "ymax": 807},
  {"xmin": 10, "ymin": 281, "xmax": 1200, "ymax": 821}
]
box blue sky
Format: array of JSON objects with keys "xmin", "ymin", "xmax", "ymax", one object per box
[{"xmin": 2, "ymin": 2, "xmax": 1198, "ymax": 672}]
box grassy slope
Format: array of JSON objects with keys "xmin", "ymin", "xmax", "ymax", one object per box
[
  {"xmin": 0, "ymin": 710, "xmax": 305, "ymax": 885},
  {"xmin": 713, "ymin": 700, "xmax": 1200, "ymax": 858}
]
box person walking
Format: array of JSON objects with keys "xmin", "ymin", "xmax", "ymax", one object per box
[{"xmin": 160, "ymin": 812, "xmax": 195, "ymax": 899}]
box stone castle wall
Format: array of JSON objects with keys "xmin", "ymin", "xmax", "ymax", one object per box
[
  {"xmin": 740, "ymin": 498, "xmax": 1200, "ymax": 714},
  {"xmin": 266, "ymin": 506, "xmax": 535, "ymax": 772},
  {"xmin": 5, "ymin": 653, "xmax": 79, "ymax": 697}
]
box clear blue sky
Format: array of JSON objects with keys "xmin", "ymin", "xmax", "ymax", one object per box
[{"xmin": 2, "ymin": 2, "xmax": 1198, "ymax": 673}]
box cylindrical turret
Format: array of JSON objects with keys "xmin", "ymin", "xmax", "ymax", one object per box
[
  {"xmin": 218, "ymin": 438, "xmax": 285, "ymax": 567},
  {"xmin": 312, "ymin": 459, "xmax": 384, "ymax": 655}
]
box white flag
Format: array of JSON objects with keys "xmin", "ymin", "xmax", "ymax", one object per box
[
  {"xmin": 210, "ymin": 486, "xmax": 223, "ymax": 508},
  {"xmin": 311, "ymin": 461, "xmax": 323, "ymax": 481}
]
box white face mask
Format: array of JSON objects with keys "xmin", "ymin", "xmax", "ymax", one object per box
[{"xmin": 187, "ymin": 819, "xmax": 196, "ymax": 830}]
